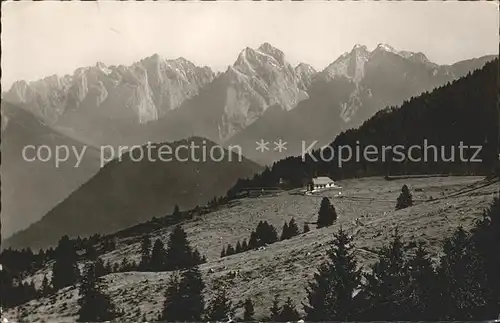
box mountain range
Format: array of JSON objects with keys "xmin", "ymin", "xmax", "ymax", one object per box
[
  {"xmin": 228, "ymin": 58, "xmax": 499, "ymax": 195},
  {"xmin": 4, "ymin": 43, "xmax": 494, "ymax": 155},
  {"xmin": 226, "ymin": 44, "xmax": 495, "ymax": 163},
  {"xmin": 4, "ymin": 56, "xmax": 214, "ymax": 147},
  {"xmin": 1, "ymin": 42, "xmax": 496, "ymax": 245}
]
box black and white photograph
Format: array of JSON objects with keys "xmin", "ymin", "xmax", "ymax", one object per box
[{"xmin": 1, "ymin": 1, "xmax": 499, "ymax": 322}]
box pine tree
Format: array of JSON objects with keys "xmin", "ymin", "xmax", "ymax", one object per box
[
  {"xmin": 361, "ymin": 228, "xmax": 410, "ymax": 320},
  {"xmin": 241, "ymin": 239, "xmax": 249, "ymax": 252},
  {"xmin": 269, "ymin": 294, "xmax": 281, "ymax": 322},
  {"xmin": 303, "ymin": 223, "xmax": 311, "ymax": 234},
  {"xmin": 179, "ymin": 267, "xmax": 205, "ymax": 321},
  {"xmin": 317, "ymin": 197, "xmax": 337, "ymax": 228},
  {"xmin": 266, "ymin": 223, "xmax": 279, "ymax": 245},
  {"xmin": 160, "ymin": 268, "xmax": 206, "ymax": 321},
  {"xmin": 242, "ymin": 298, "xmax": 255, "ymax": 321},
  {"xmin": 407, "ymin": 243, "xmax": 439, "ymax": 320},
  {"xmin": 52, "ymin": 235, "xmax": 80, "ymax": 290},
  {"xmin": 206, "ymin": 288, "xmax": 234, "ymax": 321},
  {"xmin": 304, "ymin": 227, "xmax": 362, "ymax": 321},
  {"xmin": 226, "ymin": 244, "xmax": 235, "ymax": 256},
  {"xmin": 86, "ymin": 244, "xmax": 98, "ymax": 261},
  {"xmin": 94, "ymin": 257, "xmax": 107, "ymax": 278},
  {"xmin": 287, "ymin": 219, "xmax": 300, "ymax": 238},
  {"xmin": 41, "ymin": 274, "xmax": 51, "ymax": 296},
  {"xmin": 191, "ymin": 249, "xmax": 203, "ymax": 264},
  {"xmin": 150, "ymin": 239, "xmax": 166, "ymax": 271},
  {"xmin": 165, "ymin": 225, "xmax": 201, "ymax": 270},
  {"xmin": 173, "ymin": 205, "xmax": 182, "ymax": 222},
  {"xmin": 1, "ymin": 269, "xmax": 15, "ymax": 307},
  {"xmin": 280, "ymin": 222, "xmax": 290, "ymax": 241},
  {"xmin": 248, "ymin": 231, "xmax": 258, "ymax": 250},
  {"xmin": 255, "ymin": 221, "xmax": 279, "ymax": 246},
  {"xmin": 396, "ymin": 184, "xmax": 413, "ymax": 210},
  {"xmin": 77, "ymin": 262, "xmax": 117, "ymax": 322},
  {"xmin": 161, "ymin": 273, "xmax": 183, "ymax": 321},
  {"xmin": 139, "ymin": 235, "xmax": 152, "ymax": 271},
  {"xmin": 469, "ymin": 197, "xmax": 500, "ymax": 318},
  {"xmin": 235, "ymin": 241, "xmax": 243, "ymax": 254},
  {"xmin": 28, "ymin": 280, "xmax": 37, "ymax": 300},
  {"xmin": 279, "ymin": 297, "xmax": 301, "ymax": 322},
  {"xmin": 437, "ymin": 227, "xmax": 489, "ymax": 320}
]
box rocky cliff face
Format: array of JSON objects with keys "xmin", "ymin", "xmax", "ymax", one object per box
[
  {"xmin": 312, "ymin": 43, "xmax": 496, "ymax": 126},
  {"xmin": 295, "ymin": 63, "xmax": 317, "ymax": 90},
  {"xmin": 4, "ymin": 57, "xmax": 214, "ymax": 145},
  {"xmin": 217, "ymin": 43, "xmax": 309, "ymax": 140}
]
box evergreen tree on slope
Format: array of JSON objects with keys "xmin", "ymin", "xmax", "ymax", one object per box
[{"xmin": 304, "ymin": 227, "xmax": 361, "ymax": 321}]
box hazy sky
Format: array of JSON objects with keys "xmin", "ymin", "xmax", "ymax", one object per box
[{"xmin": 2, "ymin": 1, "xmax": 499, "ymax": 89}]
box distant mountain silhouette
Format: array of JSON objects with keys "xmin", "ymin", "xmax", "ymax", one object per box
[
  {"xmin": 4, "ymin": 137, "xmax": 262, "ymax": 249},
  {"xmin": 3, "ymin": 44, "xmax": 493, "ymax": 159},
  {"xmin": 1, "ymin": 102, "xmax": 101, "ymax": 239}
]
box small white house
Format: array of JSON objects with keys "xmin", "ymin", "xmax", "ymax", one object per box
[{"xmin": 308, "ymin": 176, "xmax": 336, "ymax": 191}]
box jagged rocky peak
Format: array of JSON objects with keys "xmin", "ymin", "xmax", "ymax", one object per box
[
  {"xmin": 140, "ymin": 53, "xmax": 213, "ymax": 78},
  {"xmin": 143, "ymin": 53, "xmax": 163, "ymax": 63},
  {"xmin": 134, "ymin": 54, "xmax": 214, "ymax": 116},
  {"xmin": 372, "ymin": 44, "xmax": 436, "ymax": 68},
  {"xmin": 3, "ymin": 53, "xmax": 216, "ymax": 126},
  {"xmin": 352, "ymin": 43, "xmax": 369, "ymax": 53},
  {"xmin": 321, "ymin": 43, "xmax": 438, "ymax": 83},
  {"xmin": 409, "ymin": 52, "xmax": 432, "ymax": 65},
  {"xmin": 375, "ymin": 43, "xmax": 396, "ymax": 53},
  {"xmin": 322, "ymin": 44, "xmax": 371, "ymax": 82},
  {"xmin": 139, "ymin": 53, "xmax": 166, "ymax": 70},
  {"xmin": 233, "ymin": 47, "xmax": 262, "ymax": 71},
  {"xmin": 258, "ymin": 42, "xmax": 286, "ymax": 64},
  {"xmin": 5, "ymin": 74, "xmax": 73, "ymax": 122},
  {"xmin": 8, "ymin": 80, "xmax": 31, "ymax": 100},
  {"xmin": 218, "ymin": 43, "xmax": 309, "ymax": 141},
  {"xmin": 295, "ymin": 63, "xmax": 317, "ymax": 74},
  {"xmin": 373, "ymin": 43, "xmax": 417, "ymax": 59},
  {"xmin": 171, "ymin": 56, "xmax": 194, "ymax": 66},
  {"xmin": 234, "ymin": 43, "xmax": 289, "ymax": 72}
]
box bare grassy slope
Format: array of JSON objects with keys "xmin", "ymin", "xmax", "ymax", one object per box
[{"xmin": 6, "ymin": 176, "xmax": 498, "ymax": 322}]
